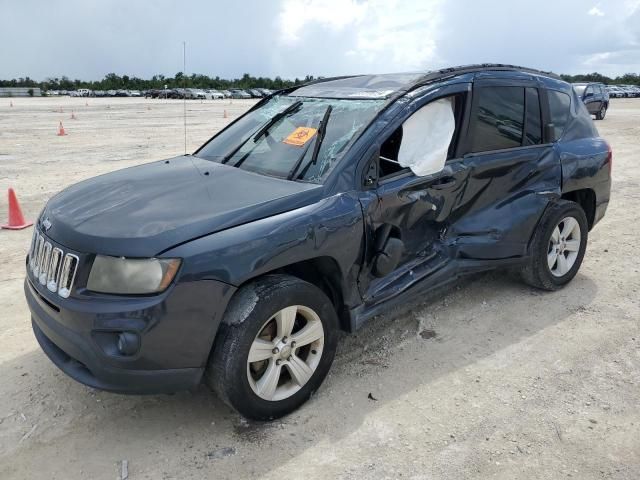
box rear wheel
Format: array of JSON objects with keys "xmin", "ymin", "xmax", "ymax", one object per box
[
  {"xmin": 595, "ymin": 104, "xmax": 607, "ymax": 120},
  {"xmin": 206, "ymin": 275, "xmax": 338, "ymax": 420},
  {"xmin": 521, "ymin": 200, "xmax": 588, "ymax": 291}
]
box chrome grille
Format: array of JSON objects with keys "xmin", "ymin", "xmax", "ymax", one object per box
[{"xmin": 29, "ymin": 229, "xmax": 79, "ymax": 299}]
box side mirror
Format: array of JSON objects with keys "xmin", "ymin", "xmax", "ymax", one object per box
[{"xmin": 544, "ymin": 123, "xmax": 556, "ymax": 143}]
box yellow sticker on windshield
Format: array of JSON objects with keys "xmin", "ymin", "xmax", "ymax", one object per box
[{"xmin": 283, "ymin": 127, "xmax": 317, "ymax": 147}]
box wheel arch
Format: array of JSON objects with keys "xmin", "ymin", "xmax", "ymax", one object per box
[
  {"xmin": 229, "ymin": 256, "xmax": 353, "ymax": 333},
  {"xmin": 561, "ymin": 188, "xmax": 596, "ymax": 230}
]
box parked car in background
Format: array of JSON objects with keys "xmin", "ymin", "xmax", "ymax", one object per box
[
  {"xmin": 626, "ymin": 85, "xmax": 640, "ymax": 97},
  {"xmin": 606, "ymin": 86, "xmax": 625, "ymax": 98},
  {"xmin": 572, "ymin": 82, "xmax": 609, "ymax": 120},
  {"xmin": 206, "ymin": 89, "xmax": 225, "ymax": 99},
  {"xmin": 26, "ymin": 65, "xmax": 611, "ymax": 420},
  {"xmin": 248, "ymin": 89, "xmax": 263, "ymax": 98},
  {"xmin": 230, "ymin": 89, "xmax": 251, "ymax": 99},
  {"xmin": 617, "ymin": 85, "xmax": 640, "ymax": 97},
  {"xmin": 129, "ymin": 90, "xmax": 142, "ymax": 97},
  {"xmin": 220, "ymin": 90, "xmax": 232, "ymax": 98}
]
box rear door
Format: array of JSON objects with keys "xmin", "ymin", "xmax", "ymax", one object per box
[{"xmin": 448, "ymin": 75, "xmax": 561, "ymax": 260}]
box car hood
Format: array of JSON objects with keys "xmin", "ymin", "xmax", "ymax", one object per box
[{"xmin": 42, "ymin": 155, "xmax": 322, "ymax": 257}]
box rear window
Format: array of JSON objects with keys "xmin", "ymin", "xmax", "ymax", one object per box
[
  {"xmin": 468, "ymin": 86, "xmax": 524, "ymax": 152},
  {"xmin": 547, "ymin": 90, "xmax": 572, "ymax": 140}
]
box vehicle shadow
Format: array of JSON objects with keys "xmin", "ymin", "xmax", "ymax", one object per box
[{"xmin": 0, "ymin": 269, "xmax": 599, "ymax": 478}]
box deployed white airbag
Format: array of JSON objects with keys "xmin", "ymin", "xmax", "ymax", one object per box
[{"xmin": 397, "ymin": 98, "xmax": 455, "ymax": 176}]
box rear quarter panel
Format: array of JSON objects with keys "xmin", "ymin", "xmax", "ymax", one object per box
[{"xmin": 559, "ymin": 92, "xmax": 611, "ymax": 225}]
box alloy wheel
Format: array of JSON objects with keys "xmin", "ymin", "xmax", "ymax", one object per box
[
  {"xmin": 247, "ymin": 305, "xmax": 325, "ymax": 401},
  {"xmin": 547, "ymin": 216, "xmax": 581, "ymax": 277}
]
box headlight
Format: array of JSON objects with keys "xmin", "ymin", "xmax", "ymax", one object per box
[{"xmin": 87, "ymin": 256, "xmax": 181, "ymax": 295}]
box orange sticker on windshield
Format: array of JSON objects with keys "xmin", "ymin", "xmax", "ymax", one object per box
[{"xmin": 283, "ymin": 127, "xmax": 317, "ymax": 147}]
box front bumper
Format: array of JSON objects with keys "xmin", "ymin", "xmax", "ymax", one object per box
[{"xmin": 26, "ymin": 274, "xmax": 235, "ymax": 394}]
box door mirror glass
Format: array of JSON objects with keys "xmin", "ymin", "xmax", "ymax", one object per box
[{"xmin": 397, "ymin": 98, "xmax": 455, "ymax": 177}]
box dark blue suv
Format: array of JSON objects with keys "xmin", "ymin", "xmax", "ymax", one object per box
[
  {"xmin": 572, "ymin": 82, "xmax": 609, "ymax": 120},
  {"xmin": 26, "ymin": 65, "xmax": 612, "ymax": 419}
]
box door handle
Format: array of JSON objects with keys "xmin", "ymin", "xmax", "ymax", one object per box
[{"xmin": 430, "ymin": 177, "xmax": 457, "ymax": 190}]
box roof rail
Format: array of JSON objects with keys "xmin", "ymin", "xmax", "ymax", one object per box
[
  {"xmin": 418, "ymin": 64, "xmax": 561, "ymax": 83},
  {"xmin": 267, "ymin": 64, "xmax": 561, "ymax": 103}
]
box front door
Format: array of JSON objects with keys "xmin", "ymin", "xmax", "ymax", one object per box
[{"xmin": 357, "ymin": 87, "xmax": 471, "ymax": 306}]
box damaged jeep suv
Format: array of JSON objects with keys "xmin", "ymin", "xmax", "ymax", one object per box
[{"xmin": 26, "ymin": 65, "xmax": 611, "ymax": 419}]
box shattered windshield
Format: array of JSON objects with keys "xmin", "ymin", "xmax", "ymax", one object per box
[{"xmin": 195, "ymin": 95, "xmax": 384, "ymax": 183}]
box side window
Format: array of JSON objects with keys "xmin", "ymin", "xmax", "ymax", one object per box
[
  {"xmin": 547, "ymin": 90, "xmax": 571, "ymax": 140},
  {"xmin": 378, "ymin": 94, "xmax": 464, "ymax": 178},
  {"xmin": 524, "ymin": 87, "xmax": 542, "ymax": 145},
  {"xmin": 584, "ymin": 86, "xmax": 593, "ymax": 96},
  {"xmin": 468, "ymin": 86, "xmax": 524, "ymax": 153}
]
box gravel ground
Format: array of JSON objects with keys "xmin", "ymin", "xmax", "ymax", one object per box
[{"xmin": 0, "ymin": 97, "xmax": 638, "ymax": 480}]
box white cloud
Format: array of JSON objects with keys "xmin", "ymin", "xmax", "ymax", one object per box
[
  {"xmin": 278, "ymin": 0, "xmax": 367, "ymax": 44},
  {"xmin": 277, "ymin": 0, "xmax": 443, "ymax": 72},
  {"xmin": 588, "ymin": 6, "xmax": 605, "ymax": 16}
]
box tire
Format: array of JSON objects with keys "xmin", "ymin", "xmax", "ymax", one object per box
[
  {"xmin": 521, "ymin": 200, "xmax": 588, "ymax": 291},
  {"xmin": 206, "ymin": 274, "xmax": 339, "ymax": 420},
  {"xmin": 595, "ymin": 104, "xmax": 607, "ymax": 120}
]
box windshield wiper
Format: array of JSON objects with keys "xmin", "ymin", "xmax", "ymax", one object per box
[
  {"xmin": 252, "ymin": 100, "xmax": 302, "ymax": 143},
  {"xmin": 221, "ymin": 100, "xmax": 303, "ymax": 165},
  {"xmin": 288, "ymin": 105, "xmax": 332, "ymax": 180}
]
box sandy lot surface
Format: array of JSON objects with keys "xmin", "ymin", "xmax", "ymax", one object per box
[{"xmin": 0, "ymin": 97, "xmax": 638, "ymax": 480}]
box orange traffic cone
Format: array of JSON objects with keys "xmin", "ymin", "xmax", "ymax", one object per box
[
  {"xmin": 223, "ymin": 109, "xmax": 228, "ymax": 119},
  {"xmin": 57, "ymin": 121, "xmax": 67, "ymax": 136},
  {"xmin": 1, "ymin": 188, "xmax": 33, "ymax": 230},
  {"xmin": 71, "ymin": 110, "xmax": 77, "ymax": 120}
]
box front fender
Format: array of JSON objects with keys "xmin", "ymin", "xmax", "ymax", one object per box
[{"xmin": 163, "ymin": 192, "xmax": 365, "ymax": 307}]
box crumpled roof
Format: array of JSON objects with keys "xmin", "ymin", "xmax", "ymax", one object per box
[{"xmin": 289, "ymin": 73, "xmax": 425, "ymax": 99}]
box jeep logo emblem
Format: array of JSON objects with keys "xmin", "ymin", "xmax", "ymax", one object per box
[{"xmin": 42, "ymin": 217, "xmax": 52, "ymax": 231}]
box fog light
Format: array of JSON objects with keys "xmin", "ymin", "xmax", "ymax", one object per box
[{"xmin": 117, "ymin": 332, "xmax": 140, "ymax": 356}]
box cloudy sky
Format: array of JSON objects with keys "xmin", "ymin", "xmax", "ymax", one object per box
[{"xmin": 1, "ymin": 0, "xmax": 639, "ymax": 80}]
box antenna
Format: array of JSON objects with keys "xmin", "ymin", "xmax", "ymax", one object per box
[{"xmin": 183, "ymin": 40, "xmax": 187, "ymax": 155}]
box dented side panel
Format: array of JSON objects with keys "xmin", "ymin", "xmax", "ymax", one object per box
[
  {"xmin": 448, "ymin": 144, "xmax": 560, "ymax": 259},
  {"xmin": 162, "ymin": 192, "xmax": 366, "ymax": 310}
]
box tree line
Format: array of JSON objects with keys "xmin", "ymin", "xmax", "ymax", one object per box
[
  {"xmin": 1, "ymin": 71, "xmax": 639, "ymax": 92},
  {"xmin": 559, "ymin": 72, "xmax": 640, "ymax": 85},
  {"xmin": 0, "ymin": 73, "xmax": 315, "ymax": 92}
]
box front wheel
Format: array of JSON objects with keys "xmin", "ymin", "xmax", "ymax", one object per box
[
  {"xmin": 206, "ymin": 275, "xmax": 338, "ymax": 420},
  {"xmin": 521, "ymin": 200, "xmax": 588, "ymax": 291}
]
